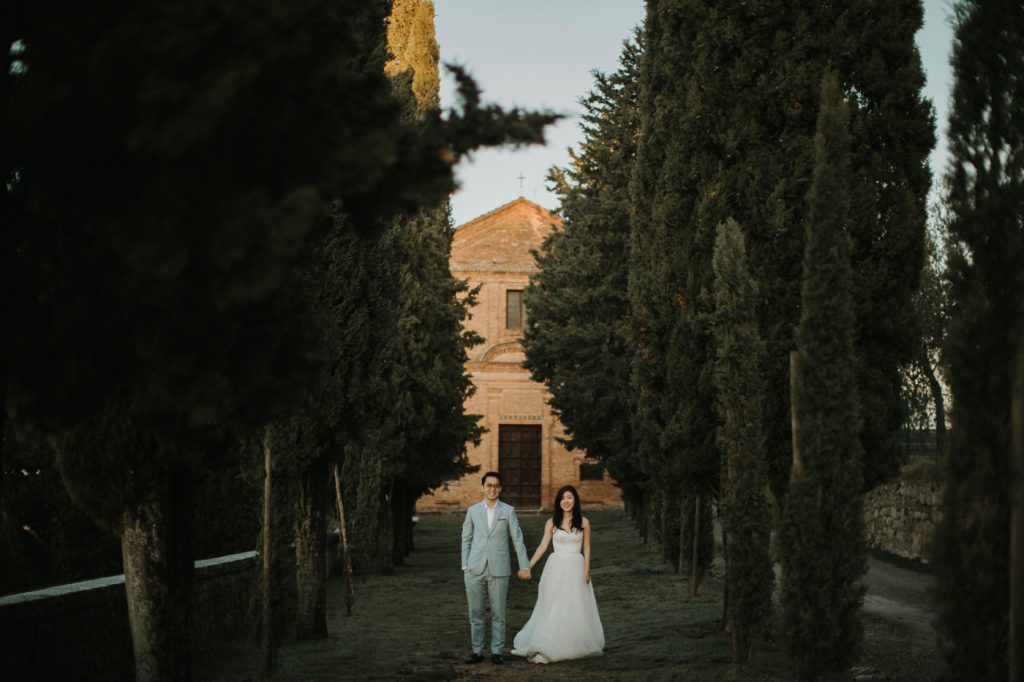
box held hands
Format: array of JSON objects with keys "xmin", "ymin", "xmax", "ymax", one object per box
[{"xmin": 517, "ymin": 568, "xmax": 532, "ymax": 580}]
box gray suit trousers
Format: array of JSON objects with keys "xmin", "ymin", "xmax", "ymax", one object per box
[{"xmin": 464, "ymin": 567, "xmax": 509, "ymax": 654}]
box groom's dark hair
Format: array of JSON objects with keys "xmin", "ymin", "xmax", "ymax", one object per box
[{"xmin": 481, "ymin": 471, "xmax": 502, "ymax": 485}]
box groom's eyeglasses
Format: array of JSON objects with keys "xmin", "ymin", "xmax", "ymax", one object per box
[{"xmin": 484, "ymin": 484, "xmax": 501, "ymax": 489}]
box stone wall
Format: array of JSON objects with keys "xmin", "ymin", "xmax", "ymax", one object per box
[
  {"xmin": 863, "ymin": 480, "xmax": 943, "ymax": 563},
  {"xmin": 0, "ymin": 551, "xmax": 258, "ymax": 680}
]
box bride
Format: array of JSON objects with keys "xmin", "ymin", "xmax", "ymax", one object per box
[{"xmin": 512, "ymin": 485, "xmax": 605, "ymax": 663}]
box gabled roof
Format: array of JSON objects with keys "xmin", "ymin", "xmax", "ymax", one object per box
[{"xmin": 451, "ymin": 197, "xmax": 562, "ymax": 273}]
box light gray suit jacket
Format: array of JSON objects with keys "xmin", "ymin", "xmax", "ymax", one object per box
[{"xmin": 461, "ymin": 500, "xmax": 530, "ymax": 577}]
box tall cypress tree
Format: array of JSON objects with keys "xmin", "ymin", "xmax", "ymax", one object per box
[
  {"xmin": 711, "ymin": 218, "xmax": 773, "ymax": 664},
  {"xmin": 779, "ymin": 72, "xmax": 866, "ymax": 681},
  {"xmin": 382, "ymin": 0, "xmax": 483, "ymax": 568},
  {"xmin": 629, "ymin": 0, "xmax": 717, "ymax": 574},
  {"xmin": 932, "ymin": 1, "xmax": 1024, "ymax": 678},
  {"xmin": 338, "ymin": 0, "xmax": 493, "ymax": 573},
  {"xmin": 627, "ymin": 0, "xmax": 671, "ymax": 549},
  {"xmin": 523, "ymin": 33, "xmax": 645, "ymax": 517}
]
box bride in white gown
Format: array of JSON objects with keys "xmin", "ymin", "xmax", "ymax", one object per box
[{"xmin": 512, "ymin": 485, "xmax": 605, "ymax": 664}]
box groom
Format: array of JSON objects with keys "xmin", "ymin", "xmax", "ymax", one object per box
[{"xmin": 461, "ymin": 471, "xmax": 531, "ymax": 665}]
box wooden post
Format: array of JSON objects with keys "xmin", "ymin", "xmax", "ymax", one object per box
[
  {"xmin": 260, "ymin": 430, "xmax": 275, "ymax": 681},
  {"xmin": 689, "ymin": 493, "xmax": 702, "ymax": 597},
  {"xmin": 333, "ymin": 465, "xmax": 356, "ymax": 616},
  {"xmin": 1011, "ymin": 339, "xmax": 1024, "ymax": 682},
  {"xmin": 790, "ymin": 351, "xmax": 804, "ymax": 473}
]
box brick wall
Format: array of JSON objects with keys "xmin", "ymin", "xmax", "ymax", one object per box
[{"xmin": 417, "ymin": 198, "xmax": 623, "ymax": 513}]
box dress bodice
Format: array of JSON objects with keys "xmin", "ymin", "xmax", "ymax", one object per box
[{"xmin": 552, "ymin": 528, "xmax": 583, "ymax": 555}]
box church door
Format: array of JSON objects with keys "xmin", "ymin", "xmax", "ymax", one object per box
[{"xmin": 498, "ymin": 425, "xmax": 542, "ymax": 509}]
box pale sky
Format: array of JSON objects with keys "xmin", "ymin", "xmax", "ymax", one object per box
[{"xmin": 435, "ymin": 0, "xmax": 957, "ymax": 228}]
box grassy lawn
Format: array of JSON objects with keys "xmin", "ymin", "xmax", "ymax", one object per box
[{"xmin": 197, "ymin": 510, "xmax": 793, "ymax": 681}]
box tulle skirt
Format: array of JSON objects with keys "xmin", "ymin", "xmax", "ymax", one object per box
[{"xmin": 512, "ymin": 552, "xmax": 605, "ymax": 663}]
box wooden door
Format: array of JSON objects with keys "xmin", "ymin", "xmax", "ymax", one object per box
[{"xmin": 498, "ymin": 425, "xmax": 542, "ymax": 508}]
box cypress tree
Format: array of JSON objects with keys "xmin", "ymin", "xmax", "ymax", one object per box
[
  {"xmin": 629, "ymin": 0, "xmax": 717, "ymax": 574},
  {"xmin": 779, "ymin": 72, "xmax": 866, "ymax": 681},
  {"xmin": 627, "ymin": 0, "xmax": 670, "ymax": 550},
  {"xmin": 378, "ymin": 0, "xmax": 484, "ymax": 569},
  {"xmin": 932, "ymin": 1, "xmax": 1024, "ymax": 678},
  {"xmin": 523, "ymin": 32, "xmax": 646, "ymax": 518},
  {"xmin": 711, "ymin": 218, "xmax": 773, "ymax": 664}
]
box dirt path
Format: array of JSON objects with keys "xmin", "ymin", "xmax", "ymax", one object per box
[
  {"xmin": 196, "ymin": 511, "xmax": 939, "ymax": 681},
  {"xmin": 861, "ymin": 554, "xmax": 941, "ymax": 682}
]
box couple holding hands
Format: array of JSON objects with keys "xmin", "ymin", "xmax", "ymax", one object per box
[{"xmin": 460, "ymin": 471, "xmax": 605, "ymax": 665}]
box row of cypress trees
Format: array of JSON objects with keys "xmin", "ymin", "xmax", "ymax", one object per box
[
  {"xmin": 523, "ymin": 1, "xmax": 935, "ymax": 679},
  {"xmin": 529, "ymin": 0, "xmax": 1024, "ymax": 678},
  {"xmin": 0, "ymin": 1, "xmax": 556, "ymax": 679}
]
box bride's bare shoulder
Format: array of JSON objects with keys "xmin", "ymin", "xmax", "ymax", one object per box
[{"xmin": 582, "ymin": 516, "xmax": 591, "ymax": 528}]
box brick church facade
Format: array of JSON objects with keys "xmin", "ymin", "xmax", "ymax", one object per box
[{"xmin": 417, "ymin": 198, "xmax": 624, "ymax": 512}]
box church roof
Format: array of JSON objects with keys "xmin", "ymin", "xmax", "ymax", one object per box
[{"xmin": 450, "ymin": 197, "xmax": 561, "ymax": 273}]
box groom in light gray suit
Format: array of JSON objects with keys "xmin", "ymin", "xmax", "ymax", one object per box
[{"xmin": 461, "ymin": 471, "xmax": 531, "ymax": 665}]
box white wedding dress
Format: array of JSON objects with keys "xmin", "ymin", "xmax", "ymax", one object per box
[{"xmin": 512, "ymin": 528, "xmax": 605, "ymax": 663}]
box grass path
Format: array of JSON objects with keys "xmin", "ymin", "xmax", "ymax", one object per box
[{"xmin": 198, "ymin": 510, "xmax": 795, "ymax": 681}]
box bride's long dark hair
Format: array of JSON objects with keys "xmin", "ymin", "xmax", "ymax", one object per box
[{"xmin": 552, "ymin": 485, "xmax": 583, "ymax": 533}]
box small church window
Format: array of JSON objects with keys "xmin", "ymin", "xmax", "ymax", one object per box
[
  {"xmin": 506, "ymin": 289, "xmax": 525, "ymax": 329},
  {"xmin": 579, "ymin": 461, "xmax": 604, "ymax": 481}
]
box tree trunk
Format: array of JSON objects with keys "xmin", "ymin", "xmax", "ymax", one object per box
[
  {"xmin": 624, "ymin": 496, "xmax": 635, "ymax": 522},
  {"xmin": 921, "ymin": 349, "xmax": 947, "ymax": 458},
  {"xmin": 635, "ymin": 496, "xmax": 647, "ymax": 539},
  {"xmin": 1011, "ymin": 338, "xmax": 1024, "ymax": 682},
  {"xmin": 0, "ymin": 361, "xmax": 7, "ymax": 529},
  {"xmin": 376, "ymin": 482, "xmax": 395, "ymax": 574},
  {"xmin": 790, "ymin": 351, "xmax": 804, "ymax": 473},
  {"xmin": 293, "ymin": 455, "xmax": 330, "ymax": 640},
  {"xmin": 646, "ymin": 491, "xmax": 660, "ymax": 553},
  {"xmin": 390, "ymin": 480, "xmax": 416, "ymax": 565},
  {"xmin": 689, "ymin": 492, "xmax": 702, "ymax": 597},
  {"xmin": 678, "ymin": 498, "xmax": 687, "ymax": 575},
  {"xmin": 260, "ymin": 430, "xmax": 276, "ymax": 680},
  {"xmin": 120, "ymin": 470, "xmax": 194, "ymax": 682},
  {"xmin": 332, "ymin": 465, "xmax": 355, "ymax": 616},
  {"xmin": 405, "ymin": 487, "xmax": 417, "ymax": 555},
  {"xmin": 721, "ymin": 529, "xmax": 732, "ymax": 633}
]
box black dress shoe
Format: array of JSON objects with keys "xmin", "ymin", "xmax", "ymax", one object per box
[
  {"xmin": 491, "ymin": 654, "xmax": 505, "ymax": 665},
  {"xmin": 464, "ymin": 653, "xmax": 484, "ymax": 664}
]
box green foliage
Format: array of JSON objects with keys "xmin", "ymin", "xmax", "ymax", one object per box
[
  {"xmin": 386, "ymin": 0, "xmax": 441, "ymax": 114},
  {"xmin": 628, "ymin": 0, "xmax": 718, "ymax": 572},
  {"xmin": 523, "ymin": 32, "xmax": 645, "ymax": 509},
  {"xmin": 932, "ymin": 1, "xmax": 1024, "ymax": 678},
  {"xmin": 902, "ymin": 207, "xmax": 952, "ymax": 455},
  {"xmin": 779, "ymin": 72, "xmax": 866, "ymax": 680},
  {"xmin": 711, "ymin": 218, "xmax": 773, "ymax": 663},
  {"xmin": 652, "ymin": 0, "xmax": 933, "ymax": 497}
]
